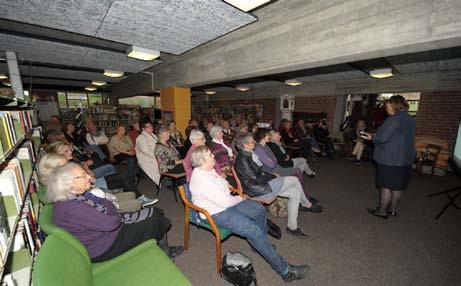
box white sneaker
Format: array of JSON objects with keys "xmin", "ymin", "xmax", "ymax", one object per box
[
  {"xmin": 137, "ymin": 195, "xmax": 158, "ymax": 207},
  {"xmin": 311, "ymin": 147, "xmax": 321, "ymax": 153}
]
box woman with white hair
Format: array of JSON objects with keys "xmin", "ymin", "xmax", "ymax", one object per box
[
  {"xmin": 208, "ymin": 125, "xmax": 237, "ymax": 187},
  {"xmin": 154, "ymin": 125, "xmax": 184, "ymax": 175},
  {"xmin": 38, "ymin": 153, "xmax": 142, "ymax": 212},
  {"xmin": 183, "ymin": 129, "xmax": 207, "ymax": 181},
  {"xmin": 189, "ymin": 146, "xmax": 309, "ymax": 282},
  {"xmin": 136, "ymin": 122, "xmax": 161, "ymax": 188},
  {"xmin": 44, "ymin": 162, "xmax": 183, "ymax": 262}
]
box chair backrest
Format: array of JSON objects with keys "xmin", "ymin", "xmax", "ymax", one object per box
[
  {"xmin": 231, "ymin": 166, "xmax": 244, "ymax": 195},
  {"xmin": 179, "ymin": 184, "xmax": 201, "ymax": 223},
  {"xmin": 33, "ymin": 234, "xmax": 93, "ymax": 286},
  {"xmin": 38, "ymin": 204, "xmax": 60, "ymax": 235}
]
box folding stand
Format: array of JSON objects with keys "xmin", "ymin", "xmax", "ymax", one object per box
[{"xmin": 428, "ymin": 186, "xmax": 461, "ymax": 219}]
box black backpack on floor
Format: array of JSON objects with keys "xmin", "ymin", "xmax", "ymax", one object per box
[{"xmin": 221, "ymin": 252, "xmax": 257, "ymax": 286}]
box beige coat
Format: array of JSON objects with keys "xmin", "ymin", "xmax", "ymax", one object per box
[{"xmin": 136, "ymin": 131, "xmax": 160, "ymax": 185}]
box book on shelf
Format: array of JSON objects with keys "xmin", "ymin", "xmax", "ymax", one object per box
[{"xmin": 0, "ymin": 111, "xmax": 34, "ymax": 162}]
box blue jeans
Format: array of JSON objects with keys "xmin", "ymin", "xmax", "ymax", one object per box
[
  {"xmin": 94, "ymin": 177, "xmax": 108, "ymax": 189},
  {"xmin": 86, "ymin": 144, "xmax": 107, "ymax": 160},
  {"xmin": 212, "ymin": 200, "xmax": 288, "ymax": 276},
  {"xmin": 92, "ymin": 164, "xmax": 117, "ymax": 179}
]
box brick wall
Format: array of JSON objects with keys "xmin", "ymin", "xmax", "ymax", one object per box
[
  {"xmin": 416, "ymin": 91, "xmax": 461, "ymax": 151},
  {"xmin": 294, "ymin": 96, "xmax": 337, "ymax": 130}
]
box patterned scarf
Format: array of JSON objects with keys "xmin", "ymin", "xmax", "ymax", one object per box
[{"xmin": 72, "ymin": 192, "xmax": 108, "ymax": 214}]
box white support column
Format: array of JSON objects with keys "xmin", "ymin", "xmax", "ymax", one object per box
[
  {"xmin": 6, "ymin": 51, "xmax": 24, "ymax": 100},
  {"xmin": 333, "ymin": 94, "xmax": 347, "ymax": 133}
]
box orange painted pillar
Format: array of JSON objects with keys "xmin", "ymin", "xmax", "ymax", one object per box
[{"xmin": 159, "ymin": 86, "xmax": 191, "ymax": 135}]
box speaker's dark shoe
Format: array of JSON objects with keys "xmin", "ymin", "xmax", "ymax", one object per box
[
  {"xmin": 387, "ymin": 210, "xmax": 397, "ymax": 217},
  {"xmin": 299, "ymin": 204, "xmax": 323, "ymax": 213},
  {"xmin": 367, "ymin": 208, "xmax": 388, "ymax": 219},
  {"xmin": 282, "ymin": 264, "xmax": 310, "ymax": 282},
  {"xmin": 286, "ymin": 227, "xmax": 309, "ymax": 239}
]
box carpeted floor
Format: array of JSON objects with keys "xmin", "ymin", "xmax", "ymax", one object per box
[{"xmin": 135, "ymin": 158, "xmax": 461, "ymax": 286}]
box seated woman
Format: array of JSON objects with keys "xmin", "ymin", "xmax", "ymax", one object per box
[
  {"xmin": 189, "ymin": 146, "xmax": 309, "ymax": 282},
  {"xmin": 154, "ymin": 126, "xmax": 185, "ymax": 175},
  {"xmin": 253, "ymin": 129, "xmax": 305, "ymax": 184},
  {"xmin": 136, "ymin": 122, "xmax": 161, "ymax": 193},
  {"xmin": 109, "ymin": 125, "xmax": 137, "ymax": 180},
  {"xmin": 313, "ymin": 118, "xmax": 336, "ymax": 159},
  {"xmin": 209, "ymin": 125, "xmax": 236, "ymax": 187},
  {"xmin": 86, "ymin": 121, "xmax": 111, "ymax": 161},
  {"xmin": 348, "ymin": 119, "xmax": 367, "ymax": 165},
  {"xmin": 221, "ymin": 119, "xmax": 236, "ymax": 147},
  {"xmin": 279, "ymin": 120, "xmax": 313, "ymax": 159},
  {"xmin": 167, "ymin": 121, "xmax": 186, "ymax": 158},
  {"xmin": 44, "ymin": 162, "xmax": 183, "ymax": 261},
  {"xmin": 46, "ymin": 140, "xmax": 153, "ymax": 204},
  {"xmin": 63, "ymin": 122, "xmax": 85, "ymax": 148},
  {"xmin": 293, "ymin": 119, "xmax": 322, "ymax": 154},
  {"xmin": 267, "ymin": 130, "xmax": 316, "ymax": 177},
  {"xmin": 38, "ymin": 153, "xmax": 142, "ymax": 212},
  {"xmin": 234, "ymin": 133, "xmax": 322, "ymax": 239}
]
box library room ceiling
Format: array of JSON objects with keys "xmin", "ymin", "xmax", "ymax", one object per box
[
  {"xmin": 0, "ymin": 0, "xmax": 258, "ymax": 91},
  {"xmin": 191, "ymin": 46, "xmax": 461, "ymax": 94}
]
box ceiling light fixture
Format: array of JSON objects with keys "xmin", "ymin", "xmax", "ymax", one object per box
[
  {"xmin": 91, "ymin": 80, "xmax": 107, "ymax": 86},
  {"xmin": 370, "ymin": 68, "xmax": 393, "ymax": 79},
  {"xmin": 127, "ymin": 46, "xmax": 160, "ymax": 61},
  {"xmin": 224, "ymin": 0, "xmax": 271, "ymax": 12},
  {"xmin": 236, "ymin": 86, "xmax": 250, "ymax": 91},
  {"xmin": 3, "ymin": 82, "xmax": 11, "ymax": 87},
  {"xmin": 205, "ymin": 90, "xmax": 216, "ymax": 95},
  {"xmin": 0, "ymin": 74, "xmax": 7, "ymax": 80},
  {"xmin": 104, "ymin": 70, "xmax": 124, "ymax": 78},
  {"xmin": 85, "ymin": 87, "xmax": 97, "ymax": 91},
  {"xmin": 285, "ymin": 79, "xmax": 303, "ymax": 86}
]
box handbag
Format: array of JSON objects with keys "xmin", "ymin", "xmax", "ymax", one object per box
[
  {"xmin": 266, "ymin": 218, "xmax": 281, "ymax": 240},
  {"xmin": 267, "ymin": 197, "xmax": 288, "ymax": 218}
]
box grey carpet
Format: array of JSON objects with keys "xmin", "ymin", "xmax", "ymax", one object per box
[{"xmin": 136, "ymin": 158, "xmax": 461, "ymax": 286}]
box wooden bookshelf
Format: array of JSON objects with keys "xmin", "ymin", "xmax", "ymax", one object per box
[{"xmin": 87, "ymin": 105, "xmax": 120, "ymax": 135}]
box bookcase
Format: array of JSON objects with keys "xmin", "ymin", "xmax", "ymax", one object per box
[
  {"xmin": 87, "ymin": 105, "xmax": 120, "ymax": 136},
  {"xmin": 0, "ymin": 97, "xmax": 41, "ymax": 285},
  {"xmin": 118, "ymin": 105, "xmax": 141, "ymax": 128}
]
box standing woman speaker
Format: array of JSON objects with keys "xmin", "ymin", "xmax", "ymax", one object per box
[{"xmin": 361, "ymin": 95, "xmax": 416, "ymax": 219}]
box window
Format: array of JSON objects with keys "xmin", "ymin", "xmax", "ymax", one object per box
[
  {"xmin": 66, "ymin": 92, "xmax": 88, "ymax": 108},
  {"xmin": 58, "ymin": 92, "xmax": 67, "ymax": 108}
]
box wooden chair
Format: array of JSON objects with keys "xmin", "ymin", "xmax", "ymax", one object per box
[
  {"xmin": 416, "ymin": 144, "xmax": 443, "ymax": 175},
  {"xmin": 177, "ymin": 184, "xmax": 233, "ymax": 273}
]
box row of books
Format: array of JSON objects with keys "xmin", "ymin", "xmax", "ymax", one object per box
[
  {"xmin": 0, "ymin": 138, "xmax": 40, "ymax": 277},
  {"xmin": 0, "ymin": 110, "xmax": 35, "ymax": 163}
]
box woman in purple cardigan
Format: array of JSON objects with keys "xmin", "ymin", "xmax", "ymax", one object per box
[
  {"xmin": 44, "ymin": 162, "xmax": 183, "ymax": 262},
  {"xmin": 208, "ymin": 125, "xmax": 237, "ymax": 187}
]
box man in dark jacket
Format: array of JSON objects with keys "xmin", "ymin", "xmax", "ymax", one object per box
[
  {"xmin": 234, "ymin": 133, "xmax": 322, "ymax": 238},
  {"xmin": 313, "ymin": 118, "xmax": 336, "ymax": 158}
]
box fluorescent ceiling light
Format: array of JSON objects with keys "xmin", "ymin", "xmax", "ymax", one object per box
[
  {"xmin": 85, "ymin": 87, "xmax": 97, "ymax": 91},
  {"xmin": 104, "ymin": 70, "xmax": 124, "ymax": 78},
  {"xmin": 205, "ymin": 90, "xmax": 216, "ymax": 95},
  {"xmin": 0, "ymin": 74, "xmax": 7, "ymax": 80},
  {"xmin": 91, "ymin": 80, "xmax": 107, "ymax": 86},
  {"xmin": 236, "ymin": 86, "xmax": 250, "ymax": 91},
  {"xmin": 370, "ymin": 68, "xmax": 393, "ymax": 79},
  {"xmin": 224, "ymin": 0, "xmax": 271, "ymax": 12},
  {"xmin": 127, "ymin": 46, "xmax": 160, "ymax": 61},
  {"xmin": 285, "ymin": 79, "xmax": 303, "ymax": 86},
  {"xmin": 3, "ymin": 82, "xmax": 11, "ymax": 87}
]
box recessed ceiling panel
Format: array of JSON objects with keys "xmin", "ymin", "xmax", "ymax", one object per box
[
  {"xmin": 388, "ymin": 59, "xmax": 461, "ymax": 74},
  {"xmin": 97, "ymin": 0, "xmax": 256, "ymax": 54},
  {"xmin": 0, "ymin": 34, "xmax": 159, "ymax": 73},
  {"xmin": 0, "ymin": 0, "xmax": 257, "ymax": 55}
]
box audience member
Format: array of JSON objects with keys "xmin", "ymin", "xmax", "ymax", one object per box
[
  {"xmin": 234, "ymin": 133, "xmax": 322, "ymax": 239},
  {"xmin": 293, "ymin": 119, "xmax": 322, "ymax": 154},
  {"xmin": 46, "ymin": 115, "xmax": 62, "ymax": 134},
  {"xmin": 128, "ymin": 122, "xmax": 141, "ymax": 147},
  {"xmin": 154, "ymin": 125, "xmax": 184, "ymax": 175},
  {"xmin": 313, "ymin": 118, "xmax": 336, "ymax": 159},
  {"xmin": 209, "ymin": 125, "xmax": 236, "ymax": 187},
  {"xmin": 189, "ymin": 146, "xmax": 309, "ymax": 282},
  {"xmin": 44, "ymin": 163, "xmax": 183, "ymax": 262},
  {"xmin": 136, "ymin": 122, "xmax": 161, "ymax": 190},
  {"xmin": 86, "ymin": 121, "xmax": 111, "ymax": 161},
  {"xmin": 109, "ymin": 125, "xmax": 137, "ymax": 180}
]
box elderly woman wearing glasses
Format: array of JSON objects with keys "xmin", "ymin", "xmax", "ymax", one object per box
[
  {"xmin": 44, "ymin": 162, "xmax": 183, "ymax": 262},
  {"xmin": 189, "ymin": 146, "xmax": 309, "ymax": 282}
]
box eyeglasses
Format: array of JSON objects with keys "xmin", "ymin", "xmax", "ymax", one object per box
[
  {"xmin": 247, "ymin": 141, "xmax": 256, "ymax": 144},
  {"xmin": 74, "ymin": 174, "xmax": 89, "ymax": 180}
]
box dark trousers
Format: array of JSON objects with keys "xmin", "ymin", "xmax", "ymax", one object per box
[
  {"xmin": 92, "ymin": 213, "xmax": 171, "ymax": 262},
  {"xmin": 113, "ymin": 153, "xmax": 137, "ymax": 178}
]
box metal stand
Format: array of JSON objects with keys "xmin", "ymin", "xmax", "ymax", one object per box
[{"xmin": 428, "ymin": 186, "xmax": 461, "ymax": 219}]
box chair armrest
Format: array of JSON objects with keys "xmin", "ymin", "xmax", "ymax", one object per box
[{"xmin": 187, "ymin": 204, "xmax": 222, "ymax": 240}]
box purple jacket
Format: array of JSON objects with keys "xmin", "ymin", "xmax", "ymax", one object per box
[
  {"xmin": 254, "ymin": 143, "xmax": 278, "ymax": 171},
  {"xmin": 53, "ymin": 194, "xmax": 121, "ymax": 259}
]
